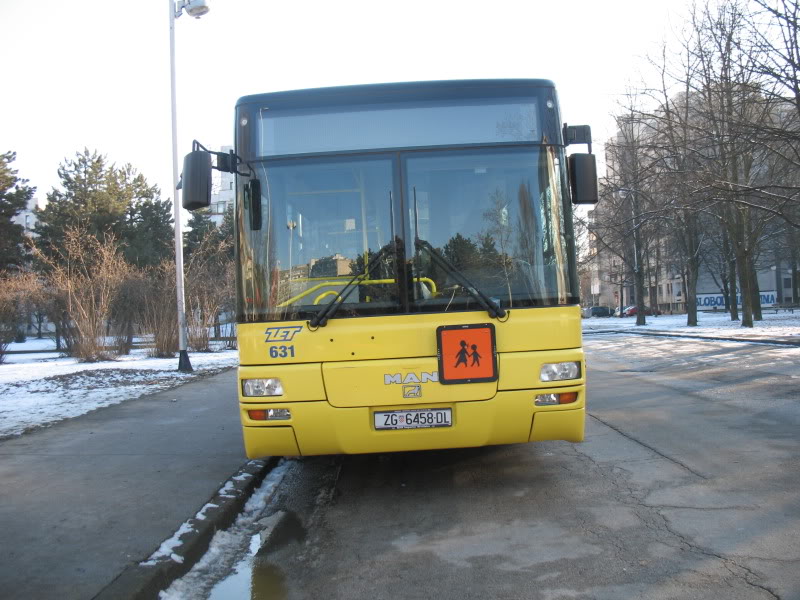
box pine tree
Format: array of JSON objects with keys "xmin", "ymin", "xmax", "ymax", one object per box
[
  {"xmin": 217, "ymin": 205, "xmax": 235, "ymax": 260},
  {"xmin": 34, "ymin": 149, "xmax": 170, "ymax": 266},
  {"xmin": 0, "ymin": 152, "xmax": 34, "ymax": 271},
  {"xmin": 184, "ymin": 210, "xmax": 216, "ymax": 260},
  {"xmin": 443, "ymin": 233, "xmax": 480, "ymax": 270},
  {"xmin": 477, "ymin": 233, "xmax": 501, "ymax": 267},
  {"xmin": 123, "ymin": 196, "xmax": 175, "ymax": 267},
  {"xmin": 35, "ymin": 150, "xmax": 124, "ymax": 259}
]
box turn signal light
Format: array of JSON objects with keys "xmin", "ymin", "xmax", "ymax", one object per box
[
  {"xmin": 535, "ymin": 392, "xmax": 578, "ymax": 406},
  {"xmin": 559, "ymin": 392, "xmax": 578, "ymax": 404},
  {"xmin": 248, "ymin": 408, "xmax": 292, "ymax": 421}
]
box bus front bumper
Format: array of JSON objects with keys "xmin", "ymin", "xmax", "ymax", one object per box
[{"xmin": 240, "ymin": 388, "xmax": 585, "ymax": 457}]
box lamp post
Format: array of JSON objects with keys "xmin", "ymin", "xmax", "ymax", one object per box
[
  {"xmin": 170, "ymin": 0, "xmax": 209, "ymax": 372},
  {"xmin": 287, "ymin": 220, "xmax": 297, "ymax": 279}
]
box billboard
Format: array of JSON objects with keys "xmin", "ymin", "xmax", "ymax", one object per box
[{"xmin": 696, "ymin": 291, "xmax": 776, "ymax": 309}]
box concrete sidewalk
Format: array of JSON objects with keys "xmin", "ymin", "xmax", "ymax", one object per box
[{"xmin": 0, "ymin": 369, "xmax": 256, "ymax": 600}]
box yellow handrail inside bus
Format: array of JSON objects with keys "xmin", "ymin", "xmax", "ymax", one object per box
[
  {"xmin": 313, "ymin": 290, "xmax": 341, "ymax": 305},
  {"xmin": 278, "ymin": 278, "xmax": 438, "ymax": 307}
]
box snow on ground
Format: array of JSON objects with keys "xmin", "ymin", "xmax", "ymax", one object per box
[
  {"xmin": 4, "ymin": 337, "xmax": 57, "ymax": 352},
  {"xmin": 582, "ymin": 310, "xmax": 800, "ymax": 341},
  {"xmin": 0, "ymin": 345, "xmax": 238, "ymax": 439},
  {"xmin": 585, "ymin": 331, "xmax": 800, "ymax": 373},
  {"xmin": 582, "ymin": 310, "xmax": 800, "ymax": 381}
]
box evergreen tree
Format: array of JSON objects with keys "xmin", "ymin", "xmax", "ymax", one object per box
[
  {"xmin": 36, "ymin": 152, "xmax": 125, "ymax": 253},
  {"xmin": 217, "ymin": 205, "xmax": 235, "ymax": 260},
  {"xmin": 477, "ymin": 233, "xmax": 501, "ymax": 267},
  {"xmin": 35, "ymin": 150, "xmax": 123, "ymax": 257},
  {"xmin": 443, "ymin": 233, "xmax": 480, "ymax": 270},
  {"xmin": 184, "ymin": 210, "xmax": 216, "ymax": 259},
  {"xmin": 34, "ymin": 149, "xmax": 171, "ymax": 266},
  {"xmin": 123, "ymin": 196, "xmax": 175, "ymax": 267},
  {"xmin": 310, "ymin": 255, "xmax": 339, "ymax": 278},
  {"xmin": 0, "ymin": 152, "xmax": 35, "ymax": 271}
]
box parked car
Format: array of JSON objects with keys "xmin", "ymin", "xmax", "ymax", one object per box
[
  {"xmin": 623, "ymin": 305, "xmax": 660, "ymax": 316},
  {"xmin": 583, "ymin": 306, "xmax": 612, "ymax": 318}
]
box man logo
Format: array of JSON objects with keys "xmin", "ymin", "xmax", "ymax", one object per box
[
  {"xmin": 403, "ymin": 385, "xmax": 422, "ymax": 398},
  {"xmin": 384, "ymin": 372, "xmax": 439, "ymax": 385},
  {"xmin": 264, "ymin": 326, "xmax": 303, "ymax": 343}
]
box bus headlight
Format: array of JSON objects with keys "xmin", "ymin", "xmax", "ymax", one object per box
[
  {"xmin": 540, "ymin": 362, "xmax": 581, "ymax": 382},
  {"xmin": 242, "ymin": 378, "xmax": 284, "ymax": 397}
]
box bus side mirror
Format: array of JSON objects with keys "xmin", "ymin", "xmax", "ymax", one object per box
[
  {"xmin": 181, "ymin": 151, "xmax": 212, "ymax": 211},
  {"xmin": 568, "ymin": 153, "xmax": 598, "ymax": 204},
  {"xmin": 244, "ymin": 179, "xmax": 262, "ymax": 230}
]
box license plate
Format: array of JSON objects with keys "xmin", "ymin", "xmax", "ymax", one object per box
[{"xmin": 374, "ymin": 408, "xmax": 452, "ymax": 430}]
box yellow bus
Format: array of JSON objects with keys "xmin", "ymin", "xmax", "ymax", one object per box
[{"xmin": 181, "ymin": 80, "xmax": 598, "ymax": 457}]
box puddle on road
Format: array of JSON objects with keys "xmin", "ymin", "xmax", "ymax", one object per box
[
  {"xmin": 209, "ymin": 511, "xmax": 306, "ymax": 600},
  {"xmin": 208, "ymin": 534, "xmax": 288, "ymax": 600}
]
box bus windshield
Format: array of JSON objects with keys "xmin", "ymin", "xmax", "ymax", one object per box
[{"xmin": 238, "ymin": 146, "xmax": 578, "ymax": 322}]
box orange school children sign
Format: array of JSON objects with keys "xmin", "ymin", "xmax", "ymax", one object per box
[{"xmin": 436, "ymin": 323, "xmax": 498, "ymax": 384}]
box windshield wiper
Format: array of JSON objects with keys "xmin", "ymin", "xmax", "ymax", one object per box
[
  {"xmin": 309, "ymin": 240, "xmax": 397, "ymax": 328},
  {"xmin": 414, "ymin": 238, "xmax": 506, "ymax": 319}
]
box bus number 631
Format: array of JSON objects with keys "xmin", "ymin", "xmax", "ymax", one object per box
[{"xmin": 269, "ymin": 345, "xmax": 295, "ymax": 359}]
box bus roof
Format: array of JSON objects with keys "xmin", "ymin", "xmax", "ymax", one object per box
[{"xmin": 236, "ymin": 79, "xmax": 557, "ymax": 111}]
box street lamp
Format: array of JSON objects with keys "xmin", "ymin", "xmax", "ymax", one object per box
[
  {"xmin": 619, "ymin": 187, "xmax": 646, "ymax": 319},
  {"xmin": 170, "ymin": 0, "xmax": 209, "ymax": 372},
  {"xmin": 287, "ymin": 220, "xmax": 297, "ymax": 278}
]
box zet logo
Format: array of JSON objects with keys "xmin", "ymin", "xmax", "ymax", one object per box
[{"xmin": 264, "ymin": 326, "xmax": 303, "ymax": 343}]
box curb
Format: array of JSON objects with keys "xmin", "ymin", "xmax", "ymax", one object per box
[
  {"xmin": 93, "ymin": 456, "xmax": 280, "ymax": 600},
  {"xmin": 584, "ymin": 328, "xmax": 800, "ymax": 347}
]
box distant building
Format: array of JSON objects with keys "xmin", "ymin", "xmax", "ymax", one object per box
[
  {"xmin": 585, "ymin": 125, "xmax": 794, "ymax": 314},
  {"xmin": 308, "ymin": 254, "xmax": 354, "ymax": 277},
  {"xmin": 11, "ymin": 195, "xmax": 43, "ymax": 235},
  {"xmin": 587, "ymin": 193, "xmax": 791, "ymax": 313},
  {"xmin": 209, "ymin": 145, "xmax": 234, "ymax": 226}
]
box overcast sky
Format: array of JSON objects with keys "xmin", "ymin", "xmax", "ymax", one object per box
[{"xmin": 1, "ymin": 0, "xmax": 691, "ymax": 207}]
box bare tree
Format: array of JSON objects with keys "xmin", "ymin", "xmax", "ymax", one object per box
[
  {"xmin": 595, "ymin": 97, "xmax": 665, "ymax": 325},
  {"xmin": 185, "ymin": 229, "xmax": 234, "ymax": 352},
  {"xmin": 32, "ymin": 228, "xmax": 133, "ymax": 361},
  {"xmin": 0, "ymin": 272, "xmax": 38, "ymax": 363},
  {"xmin": 140, "ymin": 261, "xmax": 178, "ymax": 358}
]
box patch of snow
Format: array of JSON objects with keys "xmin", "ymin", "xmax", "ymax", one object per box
[
  {"xmin": 158, "ymin": 461, "xmax": 291, "ymax": 600},
  {"xmin": 142, "ymin": 522, "xmax": 197, "ymax": 565},
  {"xmin": 0, "ymin": 348, "xmax": 238, "ymax": 438},
  {"xmin": 195, "ymin": 503, "xmax": 220, "ymax": 522},
  {"xmin": 218, "ymin": 481, "xmax": 238, "ymax": 499},
  {"xmin": 582, "ymin": 311, "xmax": 800, "ymax": 340},
  {"xmin": 584, "ymin": 331, "xmax": 800, "ymax": 380},
  {"xmin": 4, "ymin": 337, "xmax": 58, "ymax": 352}
]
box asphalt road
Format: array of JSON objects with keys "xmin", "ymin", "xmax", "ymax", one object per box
[
  {"xmin": 224, "ymin": 335, "xmax": 800, "ymax": 600},
  {"xmin": 0, "ymin": 369, "xmax": 246, "ymax": 600}
]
